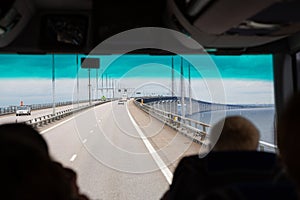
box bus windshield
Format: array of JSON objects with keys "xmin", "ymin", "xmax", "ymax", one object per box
[{"xmin": 0, "ymin": 53, "xmax": 274, "ymax": 199}]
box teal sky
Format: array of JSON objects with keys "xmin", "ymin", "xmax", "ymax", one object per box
[{"xmin": 0, "ymin": 54, "xmax": 273, "ymax": 80}]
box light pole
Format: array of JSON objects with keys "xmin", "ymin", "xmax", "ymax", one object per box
[
  {"xmin": 189, "ymin": 63, "xmax": 192, "ymax": 115},
  {"xmin": 96, "ymin": 69, "xmax": 98, "ymax": 101},
  {"xmin": 171, "ymin": 56, "xmax": 175, "ymax": 96},
  {"xmin": 52, "ymin": 54, "xmax": 56, "ymax": 115},
  {"xmin": 81, "ymin": 57, "xmax": 100, "ymax": 105},
  {"xmin": 180, "ymin": 57, "xmax": 185, "ymax": 117},
  {"xmin": 88, "ymin": 67, "xmax": 91, "ymax": 105},
  {"xmin": 106, "ymin": 73, "xmax": 108, "ymax": 98},
  {"xmin": 76, "ymin": 54, "xmax": 79, "ymax": 107}
]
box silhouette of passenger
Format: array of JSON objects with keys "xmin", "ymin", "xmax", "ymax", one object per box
[
  {"xmin": 161, "ymin": 116, "xmax": 281, "ymax": 200},
  {"xmin": 0, "ymin": 123, "xmax": 89, "ymax": 200},
  {"xmin": 0, "ymin": 123, "xmax": 49, "ymax": 156},
  {"xmin": 277, "ymin": 92, "xmax": 300, "ymax": 194},
  {"xmin": 53, "ymin": 161, "xmax": 90, "ymax": 200},
  {"xmin": 210, "ymin": 116, "xmax": 259, "ymax": 151}
]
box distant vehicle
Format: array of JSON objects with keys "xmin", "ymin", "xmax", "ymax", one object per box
[
  {"xmin": 16, "ymin": 106, "xmax": 31, "ymax": 116},
  {"xmin": 118, "ymin": 94, "xmax": 128, "ymax": 105}
]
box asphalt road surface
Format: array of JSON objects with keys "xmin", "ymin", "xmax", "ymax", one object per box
[{"xmin": 42, "ymin": 101, "xmax": 174, "ymax": 200}]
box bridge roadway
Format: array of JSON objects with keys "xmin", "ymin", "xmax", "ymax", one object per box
[
  {"xmin": 0, "ymin": 100, "xmax": 202, "ymax": 200},
  {"xmin": 0, "ymin": 102, "xmax": 91, "ymax": 125}
]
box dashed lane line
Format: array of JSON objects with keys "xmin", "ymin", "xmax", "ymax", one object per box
[{"xmin": 70, "ymin": 154, "xmax": 77, "ymax": 162}]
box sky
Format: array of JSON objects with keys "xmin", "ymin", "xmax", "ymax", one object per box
[
  {"xmin": 0, "ymin": 54, "xmax": 273, "ymax": 80},
  {"xmin": 0, "ymin": 54, "xmax": 274, "ymax": 106}
]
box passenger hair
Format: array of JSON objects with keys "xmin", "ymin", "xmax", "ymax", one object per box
[
  {"xmin": 0, "ymin": 123, "xmax": 49, "ymax": 156},
  {"xmin": 277, "ymin": 92, "xmax": 300, "ymax": 185},
  {"xmin": 211, "ymin": 116, "xmax": 260, "ymax": 151},
  {"xmin": 0, "ymin": 123, "xmax": 90, "ymax": 200}
]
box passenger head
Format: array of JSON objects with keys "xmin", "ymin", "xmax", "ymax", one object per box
[
  {"xmin": 0, "ymin": 142, "xmax": 72, "ymax": 200},
  {"xmin": 0, "ymin": 123, "xmax": 90, "ymax": 200},
  {"xmin": 211, "ymin": 116, "xmax": 259, "ymax": 151},
  {"xmin": 277, "ymin": 92, "xmax": 300, "ymax": 186},
  {"xmin": 0, "ymin": 123, "xmax": 68, "ymax": 199},
  {"xmin": 0, "ymin": 123, "xmax": 49, "ymax": 156}
]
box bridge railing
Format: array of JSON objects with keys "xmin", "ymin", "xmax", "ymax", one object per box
[
  {"xmin": 259, "ymin": 141, "xmax": 277, "ymax": 153},
  {"xmin": 23, "ymin": 101, "xmax": 108, "ymax": 128},
  {"xmin": 134, "ymin": 100, "xmax": 210, "ymax": 147},
  {"xmin": 0, "ymin": 100, "xmax": 102, "ymax": 116},
  {"xmin": 134, "ymin": 99, "xmax": 278, "ymax": 153}
]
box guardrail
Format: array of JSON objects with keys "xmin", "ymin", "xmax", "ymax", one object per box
[
  {"xmin": 134, "ymin": 100, "xmax": 278, "ymax": 152},
  {"xmin": 0, "ymin": 101, "xmax": 72, "ymax": 116},
  {"xmin": 0, "ymin": 107, "xmax": 16, "ymax": 115},
  {"xmin": 0, "ymin": 100, "xmax": 103, "ymax": 116},
  {"xmin": 22, "ymin": 101, "xmax": 108, "ymax": 128},
  {"xmin": 134, "ymin": 100, "xmax": 210, "ymax": 147},
  {"xmin": 259, "ymin": 141, "xmax": 277, "ymax": 153}
]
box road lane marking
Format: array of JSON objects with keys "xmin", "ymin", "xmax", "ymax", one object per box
[
  {"xmin": 125, "ymin": 102, "xmax": 173, "ymax": 184},
  {"xmin": 40, "ymin": 117, "xmax": 75, "ymax": 134},
  {"xmin": 90, "ymin": 130, "xmax": 94, "ymax": 133},
  {"xmin": 40, "ymin": 108, "xmax": 94, "ymax": 135},
  {"xmin": 70, "ymin": 154, "xmax": 77, "ymax": 162}
]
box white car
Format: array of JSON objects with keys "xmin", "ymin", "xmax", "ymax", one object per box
[
  {"xmin": 118, "ymin": 94, "xmax": 128, "ymax": 105},
  {"xmin": 118, "ymin": 98, "xmax": 127, "ymax": 105},
  {"xmin": 16, "ymin": 106, "xmax": 31, "ymax": 116}
]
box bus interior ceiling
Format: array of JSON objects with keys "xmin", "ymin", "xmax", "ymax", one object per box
[
  {"xmin": 0, "ymin": 0, "xmax": 299, "ymax": 54},
  {"xmin": 1, "ymin": 0, "xmax": 300, "ymax": 110}
]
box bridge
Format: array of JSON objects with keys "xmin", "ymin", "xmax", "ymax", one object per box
[
  {"xmin": 0, "ymin": 98, "xmax": 276, "ymax": 200},
  {"xmin": 139, "ymin": 96, "xmax": 273, "ymax": 116}
]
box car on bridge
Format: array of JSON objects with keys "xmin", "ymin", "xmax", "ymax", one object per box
[
  {"xmin": 16, "ymin": 106, "xmax": 31, "ymax": 116},
  {"xmin": 118, "ymin": 94, "xmax": 128, "ymax": 105}
]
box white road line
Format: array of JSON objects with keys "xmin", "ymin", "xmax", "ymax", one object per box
[
  {"xmin": 70, "ymin": 154, "xmax": 77, "ymax": 162},
  {"xmin": 125, "ymin": 102, "xmax": 173, "ymax": 184},
  {"xmin": 90, "ymin": 130, "xmax": 94, "ymax": 133},
  {"xmin": 82, "ymin": 139, "xmax": 87, "ymax": 144},
  {"xmin": 40, "ymin": 117, "xmax": 75, "ymax": 135},
  {"xmin": 40, "ymin": 108, "xmax": 93, "ymax": 135}
]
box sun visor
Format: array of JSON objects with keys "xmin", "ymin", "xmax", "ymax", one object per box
[{"xmin": 0, "ymin": 0, "xmax": 35, "ymax": 47}]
